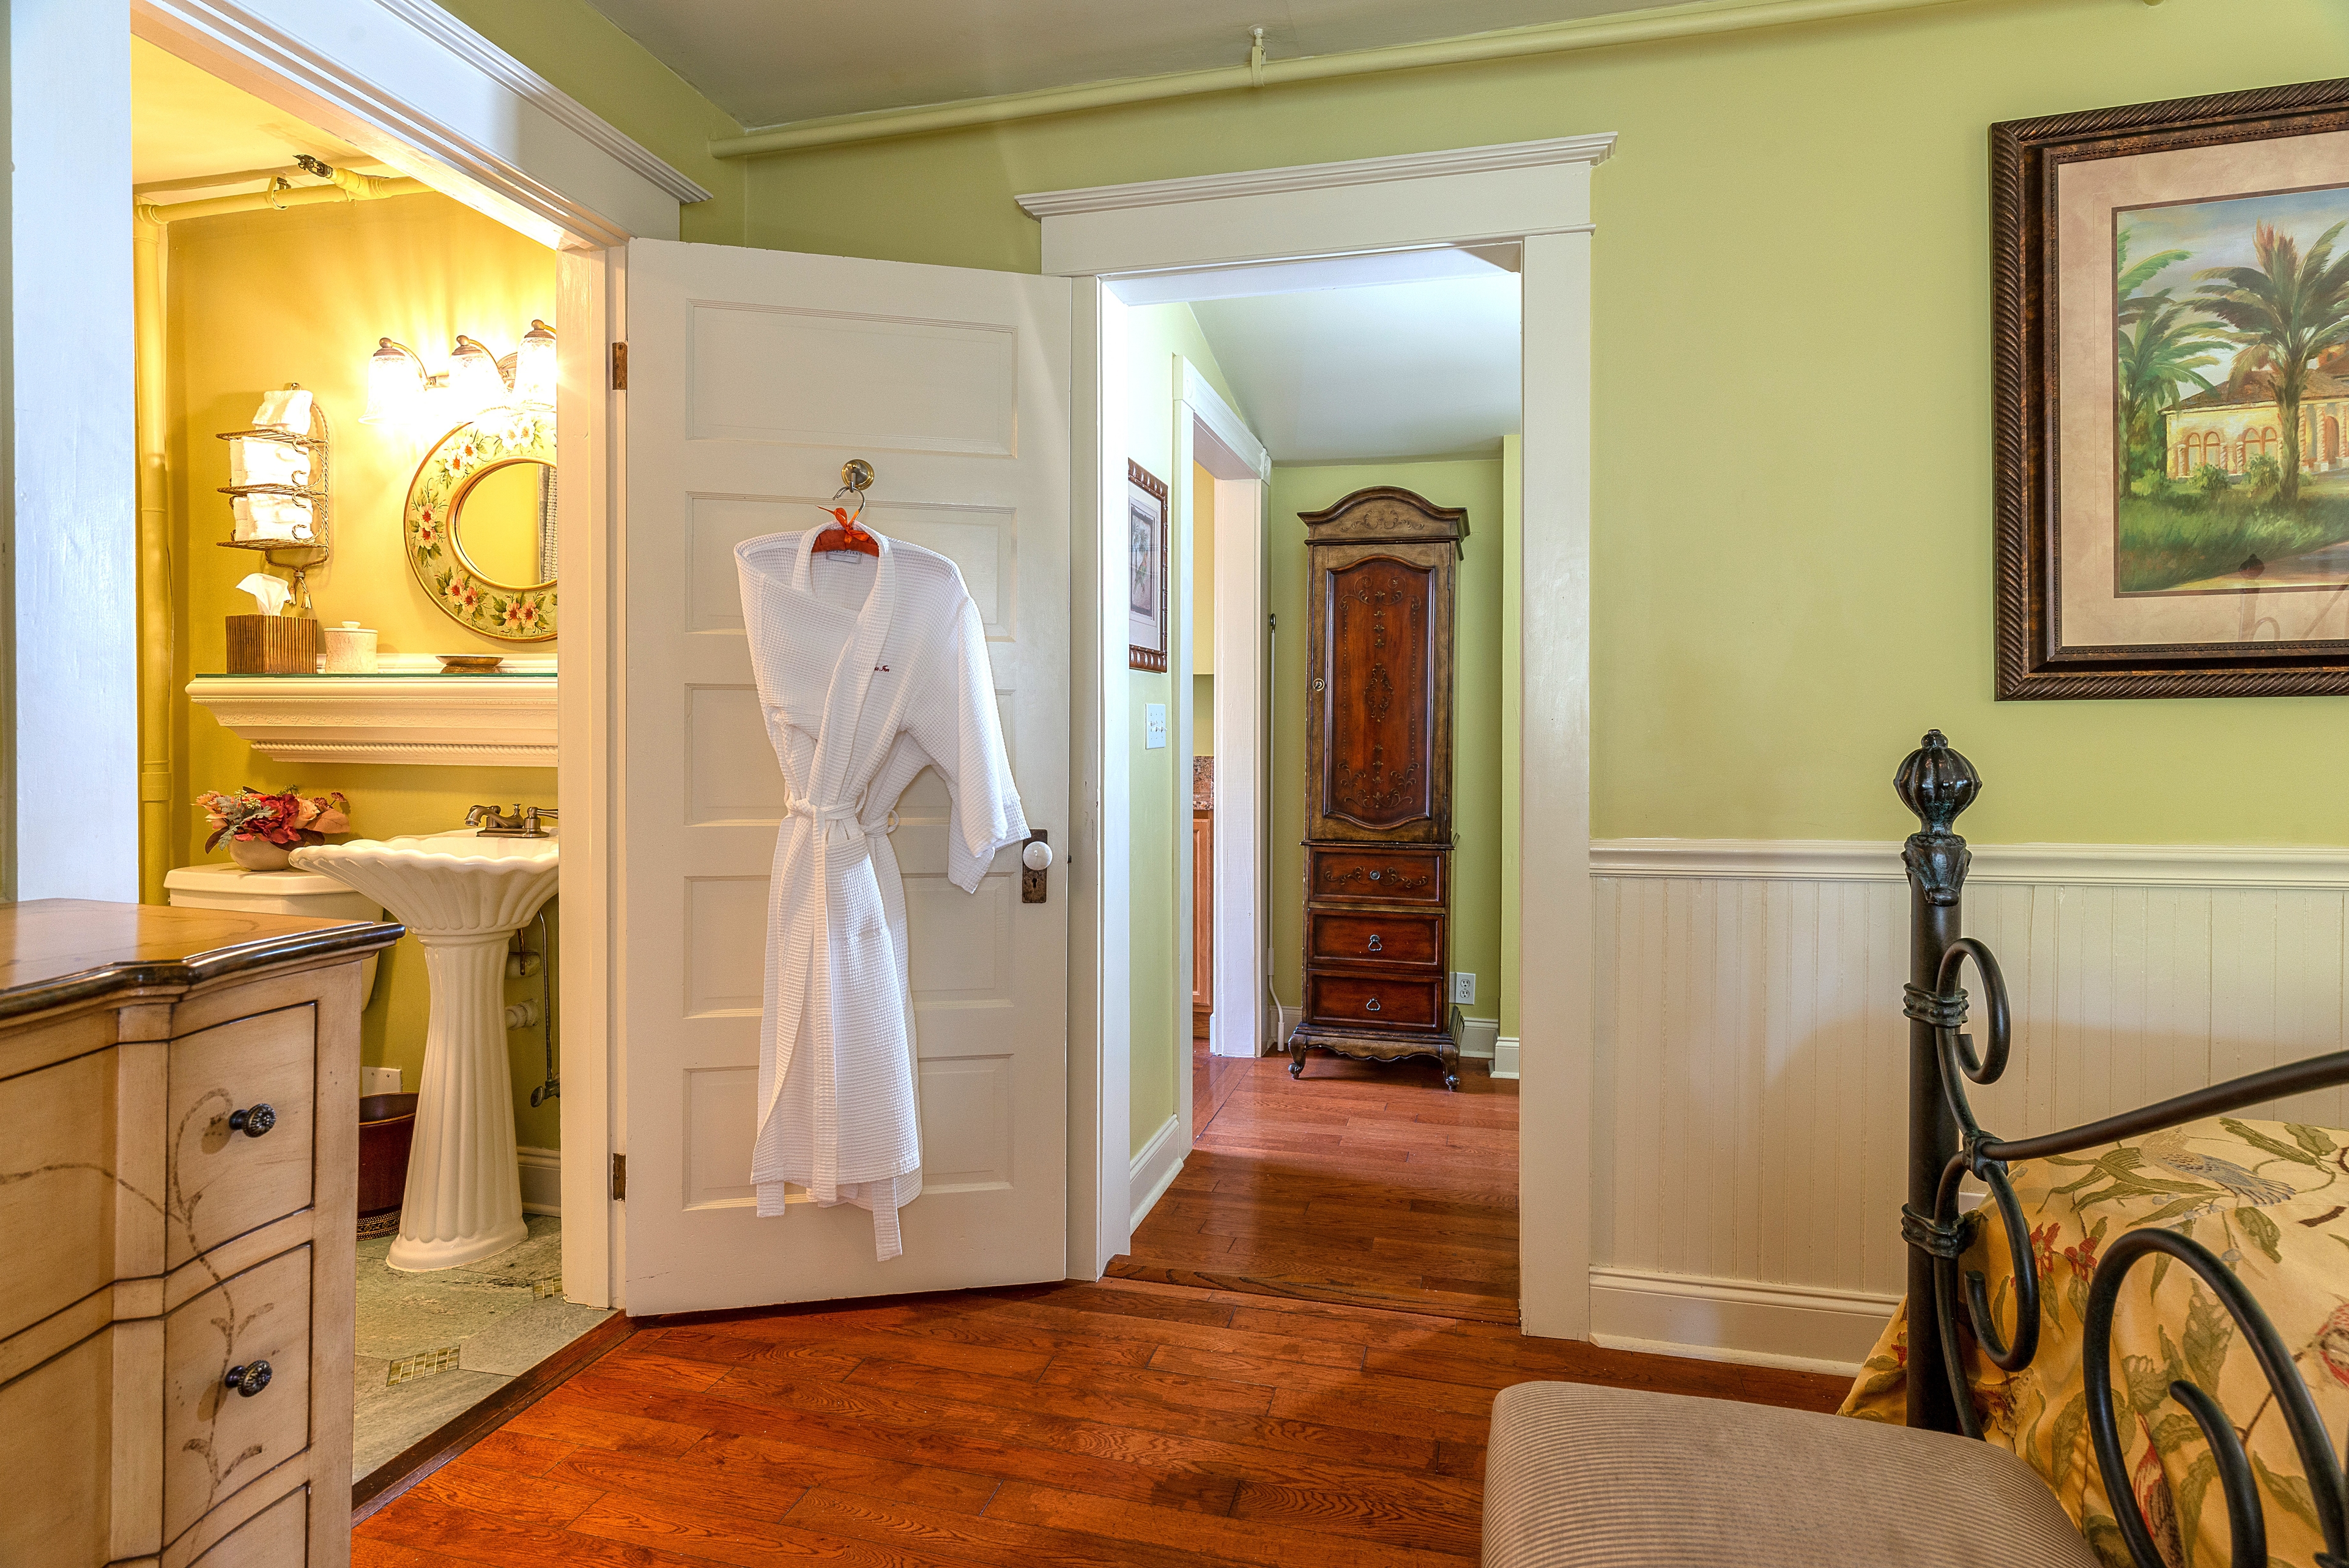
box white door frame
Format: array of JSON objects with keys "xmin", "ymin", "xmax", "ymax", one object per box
[
  {"xmin": 116, "ymin": 0, "xmax": 707, "ymax": 1309},
  {"xmin": 1021, "ymin": 135, "xmax": 1609, "ymax": 1336}
]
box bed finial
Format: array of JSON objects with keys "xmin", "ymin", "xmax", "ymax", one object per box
[{"xmin": 1894, "ymin": 730, "xmax": 1980, "ymax": 907}]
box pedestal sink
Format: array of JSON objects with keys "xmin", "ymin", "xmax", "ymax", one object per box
[{"xmin": 291, "ymin": 829, "xmax": 558, "ymax": 1271}]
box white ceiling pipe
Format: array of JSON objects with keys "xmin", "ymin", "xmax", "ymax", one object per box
[
  {"xmin": 708, "ymin": 0, "xmax": 1983, "ymax": 158},
  {"xmin": 135, "ymin": 174, "xmax": 428, "ymax": 225}
]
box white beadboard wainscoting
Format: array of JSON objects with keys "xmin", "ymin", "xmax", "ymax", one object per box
[{"xmin": 1589, "ymin": 839, "xmax": 2349, "ymax": 1375}]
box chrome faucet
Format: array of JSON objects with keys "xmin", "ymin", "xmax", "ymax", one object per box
[{"xmin": 466, "ymin": 804, "xmax": 558, "ymax": 838}]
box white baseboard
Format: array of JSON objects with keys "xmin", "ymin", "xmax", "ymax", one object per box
[
  {"xmin": 518, "ymin": 1146, "xmax": 562, "ymax": 1215},
  {"xmin": 1456, "ymin": 1016, "xmax": 1499, "ymax": 1060},
  {"xmin": 1129, "ymin": 1114, "xmax": 1186, "ymax": 1231},
  {"xmin": 1587, "ymin": 1266, "xmax": 1896, "ymax": 1378},
  {"xmin": 1492, "ymin": 1035, "xmax": 1520, "ymax": 1080}
]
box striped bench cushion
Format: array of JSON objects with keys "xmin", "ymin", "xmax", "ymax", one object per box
[{"xmin": 1482, "ymin": 1381, "xmax": 2102, "ymax": 1567}]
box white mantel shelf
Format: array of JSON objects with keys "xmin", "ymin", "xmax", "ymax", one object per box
[{"xmin": 186, "ymin": 673, "xmax": 557, "ymax": 768}]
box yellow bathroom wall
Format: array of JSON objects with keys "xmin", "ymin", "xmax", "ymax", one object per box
[{"xmin": 162, "ymin": 190, "xmax": 563, "ymax": 1149}]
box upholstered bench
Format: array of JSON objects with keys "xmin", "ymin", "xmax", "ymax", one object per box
[{"xmin": 1481, "ymin": 1382, "xmax": 2101, "ymax": 1566}]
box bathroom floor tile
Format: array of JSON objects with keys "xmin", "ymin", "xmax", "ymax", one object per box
[
  {"xmin": 354, "ymin": 1369, "xmax": 512, "ymax": 1479},
  {"xmin": 459, "ymin": 1296, "xmax": 615, "ymax": 1377}
]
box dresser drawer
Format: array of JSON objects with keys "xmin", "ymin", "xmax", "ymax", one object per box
[
  {"xmin": 188, "ymin": 1484, "xmax": 308, "ymax": 1567},
  {"xmin": 168, "ymin": 1008, "xmax": 316, "ymax": 1269},
  {"xmin": 165, "ymin": 1246, "xmax": 313, "ymax": 1544},
  {"xmin": 1307, "ymin": 909, "xmax": 1443, "ymax": 970},
  {"xmin": 1307, "ymin": 845, "xmax": 1446, "ymax": 907},
  {"xmin": 1305, "ymin": 972, "xmax": 1445, "ymax": 1033}
]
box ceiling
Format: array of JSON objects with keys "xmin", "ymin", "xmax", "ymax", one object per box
[
  {"xmin": 132, "ymin": 37, "xmax": 390, "ymax": 203},
  {"xmin": 1184, "ymin": 269, "xmax": 1521, "ymax": 464},
  {"xmin": 581, "ymin": 0, "xmax": 1672, "ymax": 127}
]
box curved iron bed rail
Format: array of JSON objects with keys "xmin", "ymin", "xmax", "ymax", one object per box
[{"xmin": 1895, "ymin": 730, "xmax": 2349, "ymax": 1568}]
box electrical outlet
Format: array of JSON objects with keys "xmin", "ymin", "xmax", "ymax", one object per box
[
  {"xmin": 1143, "ymin": 702, "xmax": 1168, "ymax": 749},
  {"xmin": 1450, "ymin": 972, "xmax": 1475, "ymax": 1005}
]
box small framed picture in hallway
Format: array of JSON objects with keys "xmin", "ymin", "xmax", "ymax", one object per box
[
  {"xmin": 1994, "ymin": 78, "xmax": 2349, "ymax": 699},
  {"xmin": 1128, "ymin": 459, "xmax": 1169, "ymax": 672}
]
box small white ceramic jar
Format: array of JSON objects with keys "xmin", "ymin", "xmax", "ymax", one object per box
[{"xmin": 323, "ymin": 621, "xmax": 379, "ymax": 674}]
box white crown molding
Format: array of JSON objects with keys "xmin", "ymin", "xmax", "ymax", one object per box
[
  {"xmin": 366, "ymin": 0, "xmax": 713, "ymax": 204},
  {"xmin": 187, "ymin": 674, "xmax": 557, "ymax": 768},
  {"xmin": 1592, "ymin": 837, "xmax": 2349, "ymax": 891},
  {"xmin": 1017, "ymin": 135, "xmax": 1617, "ymax": 220}
]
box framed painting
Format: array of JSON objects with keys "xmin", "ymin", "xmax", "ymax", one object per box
[
  {"xmin": 1127, "ymin": 459, "xmax": 1168, "ymax": 672},
  {"xmin": 1995, "ymin": 78, "xmax": 2349, "ymax": 698}
]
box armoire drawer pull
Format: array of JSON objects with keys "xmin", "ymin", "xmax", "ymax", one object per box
[
  {"xmin": 223, "ymin": 1360, "xmax": 272, "ymax": 1398},
  {"xmin": 227, "ymin": 1103, "xmax": 276, "ymax": 1139},
  {"xmin": 1364, "ymin": 997, "xmax": 1381, "ymax": 1012},
  {"xmin": 1367, "ymin": 934, "xmax": 1382, "ymax": 951}
]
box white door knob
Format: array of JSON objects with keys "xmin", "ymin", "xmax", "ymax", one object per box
[{"xmin": 1022, "ymin": 839, "xmax": 1055, "ymax": 872}]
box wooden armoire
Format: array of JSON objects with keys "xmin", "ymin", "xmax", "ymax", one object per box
[{"xmin": 1288, "ymin": 486, "xmax": 1464, "ymax": 1091}]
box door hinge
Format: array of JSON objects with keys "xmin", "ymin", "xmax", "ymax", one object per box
[
  {"xmin": 610, "ymin": 1152, "xmax": 627, "ymax": 1200},
  {"xmin": 610, "ymin": 341, "xmax": 628, "ymax": 390}
]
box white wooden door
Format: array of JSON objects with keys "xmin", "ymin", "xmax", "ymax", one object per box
[{"xmin": 617, "ymin": 239, "xmax": 1071, "ymax": 1315}]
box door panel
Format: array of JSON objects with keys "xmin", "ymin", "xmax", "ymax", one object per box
[{"xmin": 621, "ymin": 240, "xmax": 1072, "ymax": 1314}]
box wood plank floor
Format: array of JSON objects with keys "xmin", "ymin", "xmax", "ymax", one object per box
[
  {"xmin": 1116, "ymin": 1049, "xmax": 1521, "ymax": 1323},
  {"xmin": 353, "ymin": 1275, "xmax": 1848, "ymax": 1567}
]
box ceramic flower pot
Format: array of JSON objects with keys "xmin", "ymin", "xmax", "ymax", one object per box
[{"xmin": 228, "ymin": 836, "xmax": 295, "ymax": 872}]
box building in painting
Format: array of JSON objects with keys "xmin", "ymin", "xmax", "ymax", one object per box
[{"xmin": 2167, "ymin": 367, "xmax": 2349, "ymax": 477}]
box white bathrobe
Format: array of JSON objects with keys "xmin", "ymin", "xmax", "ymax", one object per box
[{"xmin": 735, "ymin": 529, "xmax": 1028, "ymax": 1260}]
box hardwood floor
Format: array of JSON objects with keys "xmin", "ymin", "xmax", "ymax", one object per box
[
  {"xmin": 1118, "ymin": 1049, "xmax": 1520, "ymax": 1323},
  {"xmin": 353, "ymin": 1276, "xmax": 1848, "ymax": 1567}
]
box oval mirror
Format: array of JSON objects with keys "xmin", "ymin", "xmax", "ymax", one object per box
[{"xmin": 404, "ymin": 409, "xmax": 557, "ymax": 641}]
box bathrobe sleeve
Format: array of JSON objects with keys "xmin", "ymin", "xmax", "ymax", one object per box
[{"xmin": 910, "ymin": 590, "xmax": 1028, "ymax": 893}]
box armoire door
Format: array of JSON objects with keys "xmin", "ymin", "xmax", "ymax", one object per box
[{"xmin": 617, "ymin": 238, "xmax": 1072, "ymax": 1315}]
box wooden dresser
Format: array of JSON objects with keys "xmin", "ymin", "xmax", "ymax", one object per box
[
  {"xmin": 0, "ymin": 900, "xmax": 401, "ymax": 1568},
  {"xmin": 1289, "ymin": 487, "xmax": 1464, "ymax": 1091}
]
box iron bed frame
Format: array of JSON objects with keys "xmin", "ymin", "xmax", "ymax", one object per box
[{"xmin": 1894, "ymin": 730, "xmax": 2348, "ymax": 1568}]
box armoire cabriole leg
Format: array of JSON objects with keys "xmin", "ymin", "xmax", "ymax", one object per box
[{"xmin": 1893, "ymin": 729, "xmax": 1980, "ymax": 1435}]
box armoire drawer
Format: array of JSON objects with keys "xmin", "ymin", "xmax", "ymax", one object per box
[
  {"xmin": 1305, "ymin": 972, "xmax": 1445, "ymax": 1033},
  {"xmin": 165, "ymin": 1246, "xmax": 313, "ymax": 1544},
  {"xmin": 1307, "ymin": 845, "xmax": 1447, "ymax": 907},
  {"xmin": 1307, "ymin": 908, "xmax": 1444, "ymax": 970},
  {"xmin": 167, "ymin": 1007, "xmax": 316, "ymax": 1268}
]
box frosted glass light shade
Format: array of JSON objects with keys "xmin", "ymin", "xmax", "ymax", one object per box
[
  {"xmin": 513, "ymin": 319, "xmax": 556, "ymax": 407},
  {"xmin": 448, "ymin": 335, "xmax": 507, "ymax": 411},
  {"xmin": 363, "ymin": 338, "xmax": 424, "ymax": 423}
]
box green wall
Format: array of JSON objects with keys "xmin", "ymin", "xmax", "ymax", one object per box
[
  {"xmin": 710, "ymin": 0, "xmax": 2349, "ymax": 849},
  {"xmin": 1124, "ymin": 305, "xmax": 1246, "ymax": 1153},
  {"xmin": 1269, "ymin": 459, "xmax": 1504, "ymax": 1022},
  {"xmin": 436, "ymin": 0, "xmax": 748, "ymax": 245}
]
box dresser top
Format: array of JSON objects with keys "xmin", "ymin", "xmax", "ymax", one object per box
[{"xmin": 0, "ymin": 898, "xmax": 403, "ymax": 1020}]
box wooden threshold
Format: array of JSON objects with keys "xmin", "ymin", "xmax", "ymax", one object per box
[
  {"xmin": 1104, "ymin": 1259, "xmax": 1521, "ymax": 1324},
  {"xmin": 350, "ymin": 1309, "xmax": 637, "ymax": 1523}
]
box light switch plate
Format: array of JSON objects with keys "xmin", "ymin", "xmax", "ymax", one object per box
[
  {"xmin": 1144, "ymin": 702, "xmax": 1168, "ymax": 749},
  {"xmin": 1451, "ymin": 971, "xmax": 1476, "ymax": 1005}
]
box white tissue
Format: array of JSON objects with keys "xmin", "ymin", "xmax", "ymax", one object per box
[
  {"xmin": 232, "ymin": 494, "xmax": 313, "ymax": 541},
  {"xmin": 236, "ymin": 573, "xmax": 292, "ymax": 616},
  {"xmin": 253, "ymin": 388, "xmax": 314, "ymax": 433},
  {"xmin": 228, "ymin": 436, "xmax": 309, "ymax": 488}
]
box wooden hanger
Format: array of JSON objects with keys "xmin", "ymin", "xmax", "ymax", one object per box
[{"xmin": 811, "ymin": 458, "xmax": 880, "ymax": 556}]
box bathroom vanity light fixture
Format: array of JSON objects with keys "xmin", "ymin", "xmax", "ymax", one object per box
[{"xmin": 362, "ymin": 321, "xmax": 557, "ymax": 423}]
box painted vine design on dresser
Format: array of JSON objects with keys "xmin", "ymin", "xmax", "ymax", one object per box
[
  {"xmin": 0, "ymin": 901, "xmax": 399, "ymax": 1568},
  {"xmin": 1291, "ymin": 487, "xmax": 1464, "ymax": 1090}
]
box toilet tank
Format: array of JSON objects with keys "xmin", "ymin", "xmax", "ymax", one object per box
[{"xmin": 165, "ymin": 863, "xmax": 386, "ymax": 1005}]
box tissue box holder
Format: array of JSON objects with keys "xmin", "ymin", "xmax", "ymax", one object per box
[{"xmin": 226, "ymin": 614, "xmax": 317, "ymax": 674}]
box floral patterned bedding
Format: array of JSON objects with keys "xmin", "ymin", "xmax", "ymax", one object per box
[{"xmin": 1840, "ymin": 1115, "xmax": 2349, "ymax": 1568}]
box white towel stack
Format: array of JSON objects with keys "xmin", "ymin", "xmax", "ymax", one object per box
[
  {"xmin": 227, "ymin": 436, "xmax": 310, "ymax": 489},
  {"xmin": 232, "ymin": 494, "xmax": 314, "ymax": 543},
  {"xmin": 253, "ymin": 388, "xmax": 314, "ymax": 433}
]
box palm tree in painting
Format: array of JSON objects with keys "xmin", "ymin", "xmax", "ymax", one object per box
[
  {"xmin": 2113, "ymin": 228, "xmax": 2224, "ymax": 478},
  {"xmin": 2195, "ymin": 221, "xmax": 2349, "ymax": 505}
]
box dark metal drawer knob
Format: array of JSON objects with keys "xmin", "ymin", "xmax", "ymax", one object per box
[
  {"xmin": 223, "ymin": 1360, "xmax": 272, "ymax": 1397},
  {"xmin": 228, "ymin": 1104, "xmax": 276, "ymax": 1139},
  {"xmin": 1365, "ymin": 997, "xmax": 1381, "ymax": 1013}
]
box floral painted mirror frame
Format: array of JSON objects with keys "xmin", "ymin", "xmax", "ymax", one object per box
[{"xmin": 404, "ymin": 407, "xmax": 556, "ymax": 641}]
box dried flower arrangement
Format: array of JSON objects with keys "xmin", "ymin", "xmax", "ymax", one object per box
[{"xmin": 198, "ymin": 786, "xmax": 350, "ymax": 852}]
